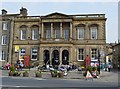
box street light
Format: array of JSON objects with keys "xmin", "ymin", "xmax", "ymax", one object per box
[{"xmin": 98, "ymin": 50, "xmax": 101, "ymax": 74}]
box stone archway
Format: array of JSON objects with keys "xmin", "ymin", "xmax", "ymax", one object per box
[
  {"xmin": 62, "ymin": 50, "xmax": 69, "ymax": 65},
  {"xmin": 43, "ymin": 50, "xmax": 50, "ymax": 65},
  {"xmin": 52, "ymin": 50, "xmax": 60, "ymax": 66}
]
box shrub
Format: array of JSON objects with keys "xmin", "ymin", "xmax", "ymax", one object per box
[
  {"xmin": 23, "ymin": 70, "xmax": 29, "ymax": 77},
  {"xmin": 35, "ymin": 70, "xmax": 42, "ymax": 77},
  {"xmin": 87, "ymin": 66, "xmax": 92, "ymax": 72},
  {"xmin": 92, "ymin": 67, "xmax": 97, "ymax": 71},
  {"xmin": 9, "ymin": 65, "xmax": 15, "ymax": 71}
]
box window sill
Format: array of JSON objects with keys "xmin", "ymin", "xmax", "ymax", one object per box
[
  {"xmin": 77, "ymin": 60, "xmax": 84, "ymax": 62},
  {"xmin": 31, "ymin": 59, "xmax": 37, "ymax": 61}
]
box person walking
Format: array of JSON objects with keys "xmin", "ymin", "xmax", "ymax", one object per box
[{"xmin": 108, "ymin": 64, "xmax": 112, "ymax": 72}]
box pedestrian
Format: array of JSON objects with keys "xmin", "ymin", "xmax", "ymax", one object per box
[
  {"xmin": 118, "ymin": 64, "xmax": 120, "ymax": 69},
  {"xmin": 108, "ymin": 64, "xmax": 112, "ymax": 72}
]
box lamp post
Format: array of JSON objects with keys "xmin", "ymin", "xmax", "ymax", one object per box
[{"xmin": 98, "ymin": 50, "xmax": 101, "ymax": 74}]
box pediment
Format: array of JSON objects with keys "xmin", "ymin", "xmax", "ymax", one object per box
[{"xmin": 43, "ymin": 12, "xmax": 71, "ymax": 18}]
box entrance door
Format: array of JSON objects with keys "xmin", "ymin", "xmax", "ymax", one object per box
[
  {"xmin": 43, "ymin": 50, "xmax": 50, "ymax": 65},
  {"xmin": 62, "ymin": 50, "xmax": 69, "ymax": 65},
  {"xmin": 52, "ymin": 50, "xmax": 60, "ymax": 66}
]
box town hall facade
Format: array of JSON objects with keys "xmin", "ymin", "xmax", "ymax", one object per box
[{"xmin": 1, "ymin": 7, "xmax": 107, "ymax": 66}]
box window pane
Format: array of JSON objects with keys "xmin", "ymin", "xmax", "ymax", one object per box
[
  {"xmin": 31, "ymin": 48, "xmax": 37, "ymax": 60},
  {"xmin": 91, "ymin": 27, "xmax": 97, "ymax": 39},
  {"xmin": 2, "ymin": 51, "xmax": 6, "ymax": 60},
  {"xmin": 55, "ymin": 29, "xmax": 60, "ymax": 38},
  {"xmin": 78, "ymin": 49, "xmax": 84, "ymax": 60},
  {"xmin": 2, "ymin": 35, "xmax": 7, "ymax": 45},
  {"xmin": 78, "ymin": 27, "xmax": 84, "ymax": 39},
  {"xmin": 2, "ymin": 22, "xmax": 8, "ymax": 30},
  {"xmin": 46, "ymin": 30, "xmax": 51, "ymax": 38},
  {"xmin": 21, "ymin": 30, "xmax": 26, "ymax": 40},
  {"xmin": 63, "ymin": 28, "xmax": 69, "ymax": 39},
  {"xmin": 91, "ymin": 48, "xmax": 97, "ymax": 60},
  {"xmin": 19, "ymin": 48, "xmax": 26, "ymax": 60},
  {"xmin": 32, "ymin": 29, "xmax": 39, "ymax": 40}
]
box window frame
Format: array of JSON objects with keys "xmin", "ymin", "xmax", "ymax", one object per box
[
  {"xmin": 91, "ymin": 48, "xmax": 98, "ymax": 61},
  {"xmin": 91, "ymin": 27, "xmax": 98, "ymax": 39},
  {"xmin": 77, "ymin": 48, "xmax": 84, "ymax": 61},
  {"xmin": 31, "ymin": 48, "xmax": 38, "ymax": 60},
  {"xmin": 2, "ymin": 22, "xmax": 8, "ymax": 30},
  {"xmin": 32, "ymin": 29, "xmax": 39, "ymax": 40},
  {"xmin": 2, "ymin": 50, "xmax": 6, "ymax": 60},
  {"xmin": 20, "ymin": 30, "xmax": 26, "ymax": 40},
  {"xmin": 2, "ymin": 35, "xmax": 7, "ymax": 45},
  {"xmin": 77, "ymin": 27, "xmax": 85, "ymax": 39},
  {"xmin": 19, "ymin": 48, "xmax": 26, "ymax": 60},
  {"xmin": 63, "ymin": 27, "xmax": 69, "ymax": 40}
]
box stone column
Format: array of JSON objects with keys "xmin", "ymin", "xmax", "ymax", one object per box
[
  {"xmin": 59, "ymin": 47, "xmax": 62, "ymax": 65},
  {"xmin": 50, "ymin": 47, "xmax": 52, "ymax": 65},
  {"xmin": 51, "ymin": 23, "xmax": 53, "ymax": 39},
  {"xmin": 41, "ymin": 23, "xmax": 44, "ymax": 39},
  {"xmin": 39, "ymin": 47, "xmax": 43, "ymax": 65},
  {"xmin": 60, "ymin": 22, "xmax": 63, "ymax": 39},
  {"xmin": 70, "ymin": 22, "xmax": 72, "ymax": 39}
]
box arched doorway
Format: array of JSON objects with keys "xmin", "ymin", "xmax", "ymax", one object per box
[
  {"xmin": 62, "ymin": 50, "xmax": 69, "ymax": 65},
  {"xmin": 52, "ymin": 50, "xmax": 60, "ymax": 66},
  {"xmin": 43, "ymin": 50, "xmax": 50, "ymax": 65}
]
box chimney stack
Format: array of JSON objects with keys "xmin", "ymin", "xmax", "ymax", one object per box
[
  {"xmin": 20, "ymin": 7, "xmax": 28, "ymax": 16},
  {"xmin": 2, "ymin": 9, "xmax": 7, "ymax": 15}
]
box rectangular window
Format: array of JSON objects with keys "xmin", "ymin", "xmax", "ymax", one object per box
[
  {"xmin": 2, "ymin": 22, "xmax": 8, "ymax": 30},
  {"xmin": 21, "ymin": 30, "xmax": 26, "ymax": 40},
  {"xmin": 78, "ymin": 27, "xmax": 84, "ymax": 39},
  {"xmin": 63, "ymin": 28, "xmax": 69, "ymax": 40},
  {"xmin": 19, "ymin": 48, "xmax": 26, "ymax": 60},
  {"xmin": 91, "ymin": 48, "xmax": 97, "ymax": 60},
  {"xmin": 2, "ymin": 35, "xmax": 7, "ymax": 45},
  {"xmin": 31, "ymin": 48, "xmax": 37, "ymax": 60},
  {"xmin": 46, "ymin": 30, "xmax": 51, "ymax": 39},
  {"xmin": 32, "ymin": 29, "xmax": 38, "ymax": 40},
  {"xmin": 2, "ymin": 50, "xmax": 6, "ymax": 60},
  {"xmin": 91, "ymin": 27, "xmax": 97, "ymax": 39},
  {"xmin": 55, "ymin": 29, "xmax": 60, "ymax": 38},
  {"xmin": 78, "ymin": 49, "xmax": 84, "ymax": 61}
]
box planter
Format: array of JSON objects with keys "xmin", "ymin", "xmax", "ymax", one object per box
[
  {"xmin": 51, "ymin": 72, "xmax": 57, "ymax": 77},
  {"xmin": 58, "ymin": 72, "xmax": 64, "ymax": 78},
  {"xmin": 36, "ymin": 73, "xmax": 42, "ymax": 77},
  {"xmin": 35, "ymin": 71, "xmax": 42, "ymax": 77},
  {"xmin": 9, "ymin": 71, "xmax": 14, "ymax": 76},
  {"xmin": 23, "ymin": 71, "xmax": 29, "ymax": 77}
]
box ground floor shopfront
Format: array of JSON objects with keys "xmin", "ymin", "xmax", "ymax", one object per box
[{"xmin": 12, "ymin": 44, "xmax": 105, "ymax": 67}]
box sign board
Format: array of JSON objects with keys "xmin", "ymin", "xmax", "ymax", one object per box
[{"xmin": 15, "ymin": 45, "xmax": 19, "ymax": 52}]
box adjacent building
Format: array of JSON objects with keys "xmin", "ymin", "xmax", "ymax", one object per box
[
  {"xmin": 112, "ymin": 43, "xmax": 120, "ymax": 68},
  {"xmin": 1, "ymin": 7, "xmax": 107, "ymax": 67}
]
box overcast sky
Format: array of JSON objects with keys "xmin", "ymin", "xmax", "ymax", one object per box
[{"xmin": 1, "ymin": 1, "xmax": 119, "ymax": 43}]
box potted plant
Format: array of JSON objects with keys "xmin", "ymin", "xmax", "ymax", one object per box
[
  {"xmin": 83, "ymin": 66, "xmax": 92, "ymax": 76},
  {"xmin": 35, "ymin": 70, "xmax": 42, "ymax": 77},
  {"xmin": 23, "ymin": 70, "xmax": 29, "ymax": 77},
  {"xmin": 57, "ymin": 71, "xmax": 64, "ymax": 78},
  {"xmin": 9, "ymin": 65, "xmax": 15, "ymax": 76},
  {"xmin": 51, "ymin": 70, "xmax": 58, "ymax": 77}
]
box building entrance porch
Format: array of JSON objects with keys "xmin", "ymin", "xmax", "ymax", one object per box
[{"xmin": 42, "ymin": 48, "xmax": 70, "ymax": 67}]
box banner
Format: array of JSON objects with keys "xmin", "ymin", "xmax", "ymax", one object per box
[{"xmin": 15, "ymin": 45, "xmax": 19, "ymax": 52}]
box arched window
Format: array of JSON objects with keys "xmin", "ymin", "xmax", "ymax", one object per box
[
  {"xmin": 90, "ymin": 24, "xmax": 98, "ymax": 39},
  {"xmin": 20, "ymin": 25, "xmax": 27, "ymax": 40},
  {"xmin": 31, "ymin": 25, "xmax": 39, "ymax": 40},
  {"xmin": 76, "ymin": 24, "xmax": 85, "ymax": 39}
]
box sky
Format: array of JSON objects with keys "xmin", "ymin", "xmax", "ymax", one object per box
[{"xmin": 1, "ymin": 1, "xmax": 119, "ymax": 43}]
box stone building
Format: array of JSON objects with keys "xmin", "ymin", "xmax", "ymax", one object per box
[
  {"xmin": 112, "ymin": 43, "xmax": 120, "ymax": 68},
  {"xmin": 0, "ymin": 9, "xmax": 19, "ymax": 65},
  {"xmin": 1, "ymin": 7, "xmax": 107, "ymax": 67}
]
